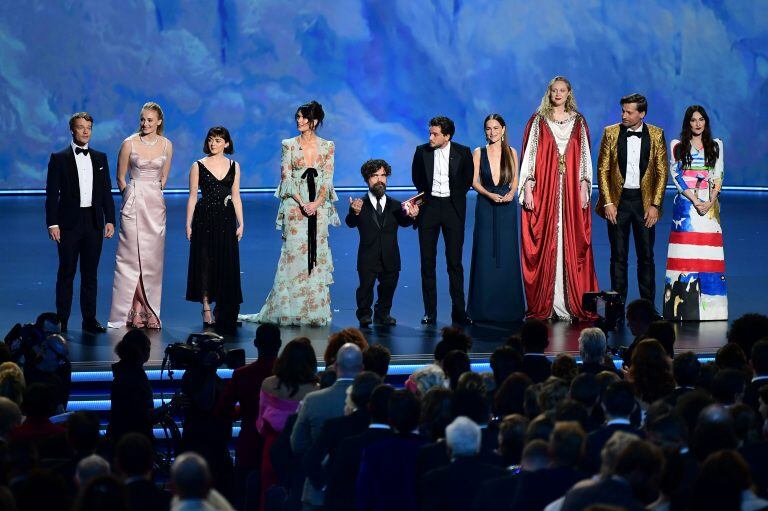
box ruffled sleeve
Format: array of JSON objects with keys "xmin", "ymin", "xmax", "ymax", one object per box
[{"xmin": 275, "ymin": 140, "xmax": 297, "ymax": 200}]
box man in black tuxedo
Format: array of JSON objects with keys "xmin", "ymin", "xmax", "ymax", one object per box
[
  {"xmin": 347, "ymin": 159, "xmax": 418, "ymax": 327},
  {"xmin": 412, "ymin": 116, "xmax": 474, "ymax": 325},
  {"xmin": 46, "ymin": 112, "xmax": 115, "ymax": 333}
]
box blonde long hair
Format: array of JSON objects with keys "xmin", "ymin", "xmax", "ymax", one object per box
[
  {"xmin": 137, "ymin": 101, "xmax": 165, "ymax": 136},
  {"xmin": 537, "ymin": 76, "xmax": 578, "ymax": 120}
]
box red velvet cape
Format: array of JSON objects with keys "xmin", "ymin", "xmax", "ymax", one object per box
[{"xmin": 520, "ymin": 114, "xmax": 599, "ymax": 320}]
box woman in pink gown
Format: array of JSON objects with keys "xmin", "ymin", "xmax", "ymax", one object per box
[
  {"xmin": 256, "ymin": 337, "xmax": 318, "ymax": 510},
  {"xmin": 108, "ymin": 102, "xmax": 172, "ymax": 329}
]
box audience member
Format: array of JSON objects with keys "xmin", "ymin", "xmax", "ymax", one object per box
[
  {"xmin": 691, "ymin": 449, "xmax": 768, "ymax": 511},
  {"xmin": 74, "ymin": 454, "xmax": 110, "ymax": 488},
  {"xmin": 405, "ymin": 364, "xmax": 445, "ymax": 397},
  {"xmin": 585, "ymin": 381, "xmax": 642, "ymax": 473},
  {"xmin": 362, "ymin": 343, "xmax": 391, "ymax": 378},
  {"xmin": 495, "ymin": 373, "xmax": 532, "ymax": 417},
  {"xmin": 569, "ymin": 373, "xmax": 603, "ymax": 430},
  {"xmin": 578, "ymin": 328, "xmax": 618, "ymax": 376},
  {"xmin": 552, "ymin": 354, "xmax": 578, "ymax": 384},
  {"xmin": 643, "ymin": 320, "xmax": 675, "ymax": 358},
  {"xmin": 418, "ymin": 387, "xmax": 454, "ymax": 441},
  {"xmin": 496, "ymin": 413, "xmax": 529, "ymax": 467},
  {"xmin": 323, "ymin": 328, "xmax": 369, "ymax": 369},
  {"xmin": 0, "ymin": 362, "xmax": 26, "ymax": 406},
  {"xmin": 627, "ymin": 339, "xmax": 675, "ymax": 406},
  {"xmin": 0, "ymin": 396, "xmax": 21, "ymax": 445},
  {"xmin": 115, "ymin": 433, "xmax": 171, "ymax": 511},
  {"xmin": 667, "ymin": 351, "xmax": 700, "ymax": 405},
  {"xmin": 521, "ymin": 319, "xmax": 552, "ymax": 383},
  {"xmin": 443, "ymin": 350, "xmax": 471, "ymax": 390},
  {"xmin": 716, "ymin": 342, "xmax": 752, "ymax": 380},
  {"xmin": 727, "ymin": 313, "xmax": 768, "ymax": 362},
  {"xmin": 73, "ymin": 475, "xmax": 129, "ymax": 511},
  {"xmin": 711, "ymin": 368, "xmax": 747, "ymax": 406},
  {"xmin": 622, "ymin": 298, "xmax": 657, "ymax": 366},
  {"xmin": 170, "ymin": 452, "xmax": 234, "ymax": 511},
  {"xmin": 744, "ymin": 338, "xmax": 768, "ymax": 413},
  {"xmin": 11, "ymin": 383, "xmax": 66, "ymax": 456},
  {"xmin": 489, "ymin": 346, "xmax": 522, "ymax": 390}
]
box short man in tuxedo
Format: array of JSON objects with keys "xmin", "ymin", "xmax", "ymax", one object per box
[
  {"xmin": 46, "ymin": 112, "xmax": 115, "ymax": 333},
  {"xmin": 596, "ymin": 94, "xmax": 668, "ymax": 307},
  {"xmin": 347, "ymin": 159, "xmax": 419, "ymax": 327},
  {"xmin": 411, "ymin": 116, "xmax": 474, "ymax": 325}
]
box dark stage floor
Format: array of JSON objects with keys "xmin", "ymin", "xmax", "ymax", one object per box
[{"xmin": 2, "ymin": 190, "xmax": 766, "ymax": 369}]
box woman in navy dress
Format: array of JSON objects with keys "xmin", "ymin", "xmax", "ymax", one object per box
[{"xmin": 466, "ymin": 114, "xmax": 525, "ymax": 323}]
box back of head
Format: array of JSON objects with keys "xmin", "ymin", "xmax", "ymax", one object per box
[
  {"xmin": 715, "ymin": 342, "xmax": 749, "ymax": 373},
  {"xmin": 408, "ymin": 364, "xmax": 445, "ymax": 396},
  {"xmin": 362, "ymin": 344, "xmax": 391, "ymax": 378},
  {"xmin": 526, "ymin": 414, "xmax": 554, "ymax": 443},
  {"xmin": 625, "ymin": 298, "xmax": 656, "ymax": 336},
  {"xmin": 521, "ymin": 319, "xmax": 549, "ymax": 353},
  {"xmin": 171, "ymin": 452, "xmax": 211, "ymax": 500},
  {"xmin": 600, "ymin": 431, "xmax": 642, "ymax": 476},
  {"xmin": 552, "ymin": 354, "xmax": 578, "ymax": 383},
  {"xmin": 602, "ymin": 381, "xmax": 637, "ymax": 419},
  {"xmin": 549, "ymin": 421, "xmax": 586, "ymax": 467},
  {"xmin": 325, "ymin": 328, "xmax": 368, "ymax": 366},
  {"xmin": 538, "ymin": 377, "xmax": 569, "ymax": 414},
  {"xmin": 388, "ymin": 389, "xmax": 421, "ymax": 434},
  {"xmin": 16, "ymin": 469, "xmax": 70, "ymax": 511},
  {"xmin": 335, "ymin": 342, "xmax": 363, "ymax": 378},
  {"xmin": 490, "ymin": 346, "xmax": 522, "ymax": 385},
  {"xmin": 74, "ymin": 475, "xmax": 128, "ymax": 511},
  {"xmin": 521, "ymin": 438, "xmax": 550, "ymax": 471},
  {"xmin": 274, "ymin": 337, "xmax": 318, "ymax": 397},
  {"xmin": 115, "ymin": 433, "xmax": 154, "ymax": 477},
  {"xmin": 115, "ymin": 330, "xmax": 150, "ymax": 366},
  {"xmin": 21, "ymin": 383, "xmax": 57, "ymax": 418},
  {"xmin": 456, "ymin": 371, "xmax": 486, "ymax": 394},
  {"xmin": 614, "ymin": 440, "xmax": 664, "ymax": 503},
  {"xmin": 498, "ymin": 414, "xmax": 529, "ymax": 466},
  {"xmin": 554, "ymin": 400, "xmax": 590, "ymax": 431},
  {"xmin": 67, "ymin": 411, "xmax": 100, "ymax": 453},
  {"xmin": 727, "ymin": 313, "xmax": 768, "ymax": 361},
  {"xmin": 570, "ymin": 373, "xmax": 600, "ymax": 408},
  {"xmin": 443, "ymin": 350, "xmax": 471, "ymax": 390},
  {"xmin": 751, "ymin": 338, "xmax": 768, "ymax": 376},
  {"xmin": 451, "ymin": 388, "xmax": 489, "ymax": 425},
  {"xmin": 495, "ymin": 372, "xmax": 532, "ymax": 417},
  {"xmin": 439, "ymin": 327, "xmax": 472, "ymax": 353},
  {"xmin": 254, "ymin": 323, "xmax": 281, "ymax": 358},
  {"xmin": 675, "ymin": 390, "xmax": 715, "ymax": 438},
  {"xmin": 579, "ymin": 327, "xmax": 607, "ymax": 364},
  {"xmin": 76, "ymin": 454, "xmax": 111, "ymax": 487},
  {"xmin": 692, "ymin": 450, "xmax": 751, "ymax": 511},
  {"xmin": 445, "ymin": 416, "xmax": 481, "ymax": 457},
  {"xmin": 629, "ymin": 339, "xmax": 675, "ymax": 403},
  {"xmin": 349, "ymin": 371, "xmax": 383, "ymax": 410},
  {"xmin": 646, "ymin": 412, "xmax": 687, "ymax": 450},
  {"xmin": 711, "ymin": 368, "xmax": 747, "ymax": 406},
  {"xmin": 691, "ymin": 405, "xmax": 738, "ymax": 462},
  {"xmin": 672, "ymin": 351, "xmax": 701, "ymax": 387},
  {"xmin": 368, "ymin": 384, "xmax": 395, "ymax": 424},
  {"xmin": 419, "ymin": 387, "xmax": 454, "ymax": 441},
  {"xmin": 645, "ymin": 321, "xmax": 675, "ymax": 358},
  {"xmin": 0, "ymin": 396, "xmax": 21, "ymax": 437}
]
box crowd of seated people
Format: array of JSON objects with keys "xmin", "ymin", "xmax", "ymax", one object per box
[{"xmin": 0, "ymin": 308, "xmax": 768, "ymax": 510}]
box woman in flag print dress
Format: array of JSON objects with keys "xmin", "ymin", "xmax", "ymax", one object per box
[{"xmin": 663, "ymin": 105, "xmax": 726, "ymax": 321}]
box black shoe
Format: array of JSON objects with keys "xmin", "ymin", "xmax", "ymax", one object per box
[
  {"xmin": 82, "ymin": 319, "xmax": 107, "ymax": 333},
  {"xmin": 359, "ymin": 316, "xmax": 373, "ymax": 328},
  {"xmin": 452, "ymin": 313, "xmax": 473, "ymax": 326},
  {"xmin": 421, "ymin": 314, "xmax": 436, "ymax": 325},
  {"xmin": 374, "ymin": 315, "xmax": 397, "ymax": 326}
]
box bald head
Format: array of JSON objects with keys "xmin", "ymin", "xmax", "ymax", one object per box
[
  {"xmin": 336, "ymin": 343, "xmax": 363, "ymax": 378},
  {"xmin": 0, "ymin": 397, "xmax": 21, "ymax": 437},
  {"xmin": 171, "ymin": 452, "xmax": 211, "ymax": 500}
]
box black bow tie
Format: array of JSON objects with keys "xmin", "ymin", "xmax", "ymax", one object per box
[
  {"xmin": 75, "ymin": 147, "xmax": 89, "ymax": 156},
  {"xmin": 627, "ymin": 131, "xmax": 642, "ymax": 139}
]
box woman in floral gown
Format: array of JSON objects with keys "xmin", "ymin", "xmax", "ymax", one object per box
[{"xmin": 241, "ymin": 101, "xmax": 339, "ymax": 326}]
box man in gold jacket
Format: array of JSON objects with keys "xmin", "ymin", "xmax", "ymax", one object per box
[{"xmin": 596, "ymin": 93, "xmax": 668, "ymax": 307}]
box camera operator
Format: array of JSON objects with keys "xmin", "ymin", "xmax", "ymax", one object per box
[
  {"xmin": 176, "ymin": 340, "xmax": 233, "ymax": 500},
  {"xmin": 107, "ymin": 330, "xmax": 175, "ymax": 444}
]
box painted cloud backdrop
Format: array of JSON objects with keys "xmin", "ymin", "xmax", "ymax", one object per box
[{"xmin": 0, "ymin": 0, "xmax": 766, "ymax": 188}]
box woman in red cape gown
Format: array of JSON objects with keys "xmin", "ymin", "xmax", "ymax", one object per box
[{"xmin": 518, "ymin": 76, "xmax": 599, "ymax": 321}]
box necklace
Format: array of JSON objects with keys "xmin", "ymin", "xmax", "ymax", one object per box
[
  {"xmin": 139, "ymin": 134, "xmax": 159, "ymax": 146},
  {"xmin": 551, "ymin": 115, "xmax": 575, "ymax": 125}
]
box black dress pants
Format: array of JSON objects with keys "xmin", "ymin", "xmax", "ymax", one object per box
[
  {"xmin": 417, "ymin": 197, "xmax": 466, "ymax": 317},
  {"xmin": 607, "ymin": 189, "xmax": 655, "ymax": 304},
  {"xmin": 356, "ymin": 266, "xmax": 399, "ymax": 320},
  {"xmin": 56, "ymin": 208, "xmax": 103, "ymax": 322}
]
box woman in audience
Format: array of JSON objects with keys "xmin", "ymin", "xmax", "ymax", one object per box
[
  {"xmin": 0, "ymin": 361, "xmax": 25, "ymax": 406},
  {"xmin": 256, "ymin": 337, "xmax": 319, "ymax": 507},
  {"xmin": 628, "ymin": 339, "xmax": 675, "ymax": 408},
  {"xmin": 691, "ymin": 449, "xmax": 768, "ymax": 511},
  {"xmin": 405, "ymin": 364, "xmax": 446, "ymax": 397},
  {"xmin": 418, "ymin": 387, "xmax": 453, "ymax": 441}
]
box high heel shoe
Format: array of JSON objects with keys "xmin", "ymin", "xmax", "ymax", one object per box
[
  {"xmin": 140, "ymin": 311, "xmax": 162, "ymax": 330},
  {"xmin": 127, "ymin": 309, "xmax": 144, "ymax": 329},
  {"xmin": 202, "ymin": 307, "xmax": 215, "ymax": 328}
]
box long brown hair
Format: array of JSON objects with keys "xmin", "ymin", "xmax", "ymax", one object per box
[
  {"xmin": 484, "ymin": 114, "xmax": 516, "ymax": 186},
  {"xmin": 674, "ymin": 105, "xmax": 719, "ymax": 168}
]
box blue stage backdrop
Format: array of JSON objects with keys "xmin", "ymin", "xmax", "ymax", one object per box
[{"xmin": 0, "ymin": 1, "xmax": 765, "ymax": 190}]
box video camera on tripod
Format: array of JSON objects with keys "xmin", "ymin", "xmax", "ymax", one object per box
[{"xmin": 162, "ymin": 332, "xmax": 244, "ymax": 374}]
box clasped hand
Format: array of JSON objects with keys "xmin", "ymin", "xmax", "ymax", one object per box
[
  {"xmin": 694, "ymin": 200, "xmax": 713, "ymax": 216},
  {"xmin": 302, "ymin": 200, "xmax": 319, "ymax": 216}
]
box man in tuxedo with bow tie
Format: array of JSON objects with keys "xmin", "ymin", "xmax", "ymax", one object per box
[
  {"xmin": 46, "ymin": 112, "xmax": 115, "ymax": 333},
  {"xmin": 596, "ymin": 94, "xmax": 668, "ymax": 308},
  {"xmin": 412, "ymin": 116, "xmax": 474, "ymax": 325},
  {"xmin": 347, "ymin": 159, "xmax": 419, "ymax": 327}
]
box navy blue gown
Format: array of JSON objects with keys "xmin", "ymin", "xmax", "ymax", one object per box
[{"xmin": 466, "ymin": 148, "xmax": 525, "ymax": 322}]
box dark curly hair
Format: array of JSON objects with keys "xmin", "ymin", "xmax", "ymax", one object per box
[
  {"xmin": 429, "ymin": 116, "xmax": 455, "ymax": 138},
  {"xmin": 295, "ymin": 100, "xmax": 325, "ymax": 130},
  {"xmin": 360, "ymin": 159, "xmax": 392, "ymax": 182}
]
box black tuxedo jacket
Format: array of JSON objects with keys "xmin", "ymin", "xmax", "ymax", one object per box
[
  {"xmin": 303, "ymin": 409, "xmax": 370, "ymax": 488},
  {"xmin": 411, "ymin": 141, "xmax": 474, "ymax": 220},
  {"xmin": 45, "ymin": 145, "xmax": 115, "ymax": 229},
  {"xmin": 420, "ymin": 455, "xmax": 508, "ymax": 511},
  {"xmin": 345, "ymin": 194, "xmax": 413, "ymax": 272},
  {"xmin": 522, "ymin": 354, "xmax": 553, "ymax": 384}
]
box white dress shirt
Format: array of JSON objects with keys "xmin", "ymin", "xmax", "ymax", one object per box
[
  {"xmin": 368, "ymin": 191, "xmax": 387, "ymax": 211},
  {"xmin": 71, "ymin": 141, "xmax": 94, "ymax": 207},
  {"xmin": 624, "ymin": 124, "xmax": 643, "ymax": 189},
  {"xmin": 431, "ymin": 141, "xmax": 451, "ymax": 197}
]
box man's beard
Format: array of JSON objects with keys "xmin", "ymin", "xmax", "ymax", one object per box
[{"xmin": 370, "ymin": 182, "xmax": 386, "ymax": 198}]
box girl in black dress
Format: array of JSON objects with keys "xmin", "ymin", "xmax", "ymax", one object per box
[{"xmin": 185, "ymin": 127, "xmax": 244, "ymax": 328}]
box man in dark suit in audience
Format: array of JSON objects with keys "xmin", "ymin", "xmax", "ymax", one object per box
[
  {"xmin": 521, "ymin": 319, "xmax": 552, "ymax": 383},
  {"xmin": 347, "ymin": 159, "xmax": 418, "ymax": 327},
  {"xmin": 744, "ymin": 340, "xmax": 768, "ymax": 413},
  {"xmin": 303, "ymin": 371, "xmax": 382, "ymax": 489},
  {"xmin": 421, "ymin": 417, "xmax": 507, "ymax": 511},
  {"xmin": 46, "ymin": 112, "xmax": 115, "ymax": 333},
  {"xmin": 474, "ymin": 439, "xmax": 549, "ymax": 511},
  {"xmin": 116, "ymin": 433, "xmax": 171, "ymax": 511},
  {"xmin": 585, "ymin": 381, "xmax": 643, "ymax": 473},
  {"xmin": 325, "ymin": 385, "xmax": 395, "ymax": 511},
  {"xmin": 292, "ymin": 343, "xmax": 363, "ymax": 510},
  {"xmin": 665, "ymin": 351, "xmax": 700, "ymax": 406}
]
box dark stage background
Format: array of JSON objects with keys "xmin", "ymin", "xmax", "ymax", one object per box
[{"xmin": 0, "ymin": 1, "xmax": 766, "ymax": 190}]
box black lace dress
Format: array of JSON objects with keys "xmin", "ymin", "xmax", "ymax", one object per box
[{"xmin": 186, "ymin": 160, "xmax": 243, "ymax": 305}]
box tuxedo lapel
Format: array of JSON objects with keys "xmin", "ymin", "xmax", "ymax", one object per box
[
  {"xmin": 617, "ymin": 125, "xmax": 628, "ymax": 181},
  {"xmin": 89, "ymin": 151, "xmax": 100, "ymax": 203},
  {"xmin": 365, "ymin": 198, "xmax": 381, "ymax": 229},
  {"xmin": 640, "ymin": 127, "xmax": 651, "ymax": 178},
  {"xmin": 424, "ymin": 147, "xmax": 435, "ymax": 192},
  {"xmin": 66, "ymin": 147, "xmax": 81, "ymax": 201}
]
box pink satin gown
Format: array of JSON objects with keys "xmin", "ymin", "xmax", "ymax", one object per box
[{"xmin": 108, "ymin": 138, "xmax": 167, "ymax": 328}]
